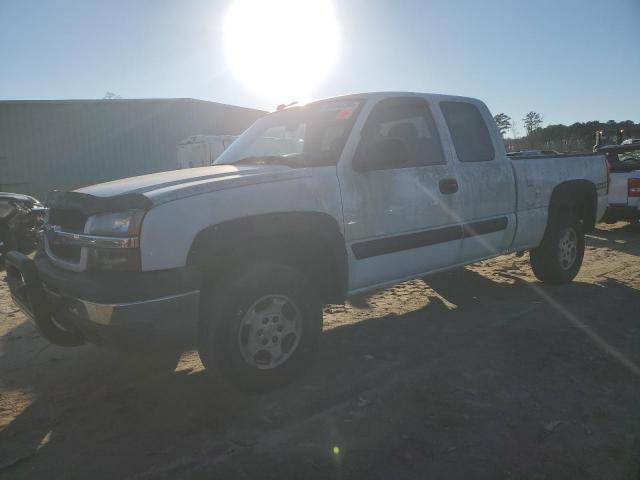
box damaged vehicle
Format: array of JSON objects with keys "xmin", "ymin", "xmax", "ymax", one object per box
[
  {"xmin": 5, "ymin": 92, "xmax": 609, "ymax": 391},
  {"xmin": 0, "ymin": 193, "xmax": 46, "ymax": 268}
]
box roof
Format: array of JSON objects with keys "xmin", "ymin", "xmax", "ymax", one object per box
[
  {"xmin": 308, "ymin": 91, "xmax": 480, "ymax": 104},
  {"xmin": 0, "ymin": 98, "xmax": 265, "ymax": 113}
]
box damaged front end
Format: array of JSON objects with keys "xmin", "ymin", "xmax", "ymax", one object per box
[
  {"xmin": 0, "ymin": 192, "xmax": 46, "ymax": 268},
  {"xmin": 4, "ymin": 190, "xmax": 200, "ymax": 350},
  {"xmin": 44, "ymin": 190, "xmax": 152, "ymax": 272}
]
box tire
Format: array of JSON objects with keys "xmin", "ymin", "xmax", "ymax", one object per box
[
  {"xmin": 35, "ymin": 312, "xmax": 85, "ymax": 347},
  {"xmin": 198, "ymin": 262, "xmax": 322, "ymax": 393},
  {"xmin": 4, "ymin": 252, "xmax": 84, "ymax": 346},
  {"xmin": 530, "ymin": 210, "xmax": 585, "ymax": 284}
]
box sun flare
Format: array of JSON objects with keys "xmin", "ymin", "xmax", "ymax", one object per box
[{"xmin": 223, "ymin": 0, "xmax": 339, "ymax": 102}]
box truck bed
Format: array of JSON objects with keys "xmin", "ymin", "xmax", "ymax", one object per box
[{"xmin": 508, "ymin": 153, "xmax": 608, "ymax": 250}]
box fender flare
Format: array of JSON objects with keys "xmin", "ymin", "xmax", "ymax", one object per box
[
  {"xmin": 548, "ymin": 180, "xmax": 597, "ymax": 231},
  {"xmin": 187, "ymin": 211, "xmax": 348, "ymax": 303}
]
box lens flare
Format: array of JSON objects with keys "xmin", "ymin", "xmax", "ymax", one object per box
[{"xmin": 223, "ymin": 0, "xmax": 339, "ymax": 101}]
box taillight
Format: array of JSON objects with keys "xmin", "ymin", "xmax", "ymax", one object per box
[{"xmin": 629, "ymin": 178, "xmax": 640, "ymax": 198}]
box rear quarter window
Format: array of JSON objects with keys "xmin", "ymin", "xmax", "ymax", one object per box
[{"xmin": 440, "ymin": 101, "xmax": 495, "ymax": 162}]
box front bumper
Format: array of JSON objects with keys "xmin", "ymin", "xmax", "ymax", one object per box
[{"xmin": 5, "ymin": 251, "xmax": 201, "ymax": 350}]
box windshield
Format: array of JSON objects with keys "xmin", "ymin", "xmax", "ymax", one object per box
[{"xmin": 214, "ymin": 99, "xmax": 362, "ymax": 167}]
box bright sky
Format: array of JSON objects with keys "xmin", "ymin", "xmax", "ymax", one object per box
[{"xmin": 1, "ymin": 0, "xmax": 639, "ymax": 127}]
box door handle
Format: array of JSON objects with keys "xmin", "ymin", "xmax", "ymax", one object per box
[{"xmin": 439, "ymin": 178, "xmax": 459, "ymax": 194}]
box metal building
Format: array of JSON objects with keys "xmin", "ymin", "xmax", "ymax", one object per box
[{"xmin": 0, "ymin": 99, "xmax": 265, "ymax": 200}]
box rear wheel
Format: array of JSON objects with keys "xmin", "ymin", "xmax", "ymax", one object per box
[
  {"xmin": 530, "ymin": 211, "xmax": 585, "ymax": 284},
  {"xmin": 198, "ymin": 262, "xmax": 322, "ymax": 393}
]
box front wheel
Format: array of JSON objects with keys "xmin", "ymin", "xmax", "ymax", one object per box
[
  {"xmin": 530, "ymin": 211, "xmax": 585, "ymax": 284},
  {"xmin": 198, "ymin": 262, "xmax": 322, "ymax": 393}
]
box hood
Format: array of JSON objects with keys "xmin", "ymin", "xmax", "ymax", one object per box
[{"xmin": 69, "ymin": 164, "xmax": 311, "ymax": 207}]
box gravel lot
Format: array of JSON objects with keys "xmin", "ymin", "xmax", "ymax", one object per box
[{"xmin": 1, "ymin": 222, "xmax": 640, "ymax": 479}]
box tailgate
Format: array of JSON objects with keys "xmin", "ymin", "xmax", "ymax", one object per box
[{"xmin": 609, "ymin": 170, "xmax": 640, "ymax": 205}]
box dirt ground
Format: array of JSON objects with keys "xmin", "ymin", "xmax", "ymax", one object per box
[{"xmin": 1, "ymin": 222, "xmax": 640, "ymax": 479}]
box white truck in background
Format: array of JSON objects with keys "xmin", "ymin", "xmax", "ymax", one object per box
[
  {"xmin": 6, "ymin": 92, "xmax": 609, "ymax": 392},
  {"xmin": 598, "ymin": 144, "xmax": 640, "ymax": 224},
  {"xmin": 177, "ymin": 135, "xmax": 237, "ymax": 168}
]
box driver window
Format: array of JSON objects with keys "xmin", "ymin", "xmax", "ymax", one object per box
[{"xmin": 359, "ymin": 98, "xmax": 445, "ymax": 167}]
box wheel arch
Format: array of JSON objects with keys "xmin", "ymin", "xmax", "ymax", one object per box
[
  {"xmin": 548, "ymin": 179, "xmax": 598, "ymax": 232},
  {"xmin": 187, "ymin": 211, "xmax": 348, "ymax": 303}
]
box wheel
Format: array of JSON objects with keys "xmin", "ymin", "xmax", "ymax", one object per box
[
  {"xmin": 4, "ymin": 254, "xmax": 84, "ymax": 346},
  {"xmin": 530, "ymin": 211, "xmax": 585, "ymax": 284},
  {"xmin": 198, "ymin": 262, "xmax": 322, "ymax": 393}
]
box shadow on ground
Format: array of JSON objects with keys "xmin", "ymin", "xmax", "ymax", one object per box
[
  {"xmin": 1, "ymin": 228, "xmax": 640, "ymax": 479},
  {"xmin": 588, "ymin": 222, "xmax": 640, "ymax": 256}
]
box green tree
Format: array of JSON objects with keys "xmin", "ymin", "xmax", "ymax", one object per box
[
  {"xmin": 523, "ymin": 111, "xmax": 543, "ymax": 136},
  {"xmin": 508, "ymin": 119, "xmax": 640, "ymax": 153},
  {"xmin": 493, "ymin": 113, "xmax": 512, "ymax": 137},
  {"xmin": 103, "ymin": 91, "xmax": 122, "ymax": 99}
]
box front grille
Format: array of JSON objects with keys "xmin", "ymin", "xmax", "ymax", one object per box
[
  {"xmin": 48, "ymin": 208, "xmax": 87, "ymax": 234},
  {"xmin": 47, "ymin": 208, "xmax": 87, "ymax": 264}
]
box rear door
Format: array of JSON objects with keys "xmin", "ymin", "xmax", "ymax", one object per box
[
  {"xmin": 338, "ymin": 96, "xmax": 464, "ymax": 292},
  {"xmin": 438, "ymin": 100, "xmax": 517, "ymax": 262}
]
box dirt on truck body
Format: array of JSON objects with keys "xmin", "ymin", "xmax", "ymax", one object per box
[{"xmin": 1, "ymin": 222, "xmax": 640, "ymax": 479}]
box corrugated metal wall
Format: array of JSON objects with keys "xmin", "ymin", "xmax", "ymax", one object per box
[{"xmin": 0, "ymin": 99, "xmax": 265, "ymax": 200}]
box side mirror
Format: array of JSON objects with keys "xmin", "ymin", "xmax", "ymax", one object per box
[{"xmin": 353, "ymin": 137, "xmax": 410, "ymax": 172}]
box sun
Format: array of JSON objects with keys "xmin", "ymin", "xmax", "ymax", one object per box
[{"xmin": 223, "ymin": 0, "xmax": 339, "ymax": 102}]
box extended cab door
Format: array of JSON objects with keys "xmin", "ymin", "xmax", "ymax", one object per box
[
  {"xmin": 337, "ymin": 96, "xmax": 464, "ymax": 293},
  {"xmin": 438, "ymin": 100, "xmax": 517, "ymax": 262}
]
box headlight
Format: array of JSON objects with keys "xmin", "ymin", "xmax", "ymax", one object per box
[
  {"xmin": 86, "ymin": 210, "xmax": 145, "ymax": 237},
  {"xmin": 84, "ymin": 210, "xmax": 145, "ymax": 271}
]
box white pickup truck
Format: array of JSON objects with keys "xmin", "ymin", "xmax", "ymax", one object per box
[
  {"xmin": 598, "ymin": 144, "xmax": 640, "ymax": 224},
  {"xmin": 6, "ymin": 92, "xmax": 608, "ymax": 391}
]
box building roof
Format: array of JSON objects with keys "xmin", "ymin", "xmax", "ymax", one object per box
[{"xmin": 0, "ymin": 98, "xmax": 265, "ymax": 113}]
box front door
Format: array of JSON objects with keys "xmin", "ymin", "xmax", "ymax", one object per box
[{"xmin": 337, "ymin": 96, "xmax": 464, "ymax": 293}]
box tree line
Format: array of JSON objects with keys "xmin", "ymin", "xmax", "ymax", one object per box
[{"xmin": 493, "ymin": 112, "xmax": 640, "ymax": 153}]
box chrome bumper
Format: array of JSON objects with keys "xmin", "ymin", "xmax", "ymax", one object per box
[
  {"xmin": 47, "ymin": 286, "xmax": 200, "ymax": 327},
  {"xmin": 5, "ymin": 251, "xmax": 201, "ymax": 350},
  {"xmin": 46, "ymin": 288, "xmax": 201, "ymax": 348}
]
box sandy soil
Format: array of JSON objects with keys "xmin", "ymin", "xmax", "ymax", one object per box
[{"xmin": 1, "ymin": 222, "xmax": 640, "ymax": 479}]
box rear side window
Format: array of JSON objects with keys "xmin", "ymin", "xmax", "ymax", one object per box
[
  {"xmin": 440, "ymin": 101, "xmax": 495, "ymax": 162},
  {"xmin": 360, "ymin": 98, "xmax": 445, "ymax": 167}
]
